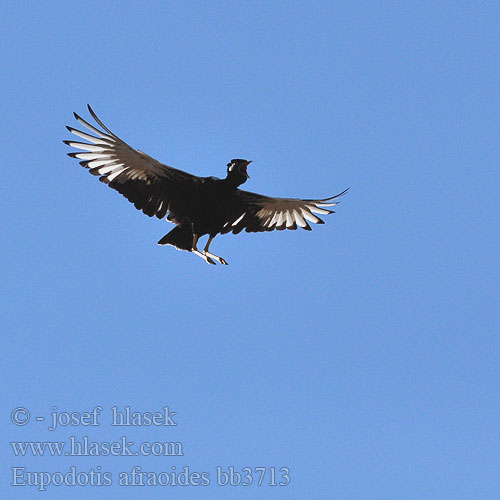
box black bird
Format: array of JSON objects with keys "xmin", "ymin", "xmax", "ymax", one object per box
[{"xmin": 64, "ymin": 105, "xmax": 348, "ymax": 265}]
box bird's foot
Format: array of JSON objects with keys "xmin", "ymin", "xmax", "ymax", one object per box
[
  {"xmin": 205, "ymin": 255, "xmax": 217, "ymax": 265},
  {"xmin": 204, "ymin": 251, "xmax": 228, "ymax": 265},
  {"xmin": 193, "ymin": 249, "xmax": 217, "ymax": 265}
]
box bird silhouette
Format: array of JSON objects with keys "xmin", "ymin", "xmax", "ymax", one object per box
[{"xmin": 64, "ymin": 105, "xmax": 348, "ymax": 265}]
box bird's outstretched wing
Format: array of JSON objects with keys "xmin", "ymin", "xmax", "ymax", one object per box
[
  {"xmin": 221, "ymin": 188, "xmax": 349, "ymax": 234},
  {"xmin": 64, "ymin": 105, "xmax": 201, "ymax": 221}
]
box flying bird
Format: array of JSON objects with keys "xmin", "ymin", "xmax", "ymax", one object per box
[{"xmin": 64, "ymin": 106, "xmax": 348, "ymax": 265}]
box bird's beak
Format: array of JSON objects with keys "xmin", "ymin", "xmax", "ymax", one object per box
[{"xmin": 244, "ymin": 160, "xmax": 252, "ymax": 178}]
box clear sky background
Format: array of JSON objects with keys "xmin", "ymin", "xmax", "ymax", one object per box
[{"xmin": 1, "ymin": 1, "xmax": 499, "ymax": 499}]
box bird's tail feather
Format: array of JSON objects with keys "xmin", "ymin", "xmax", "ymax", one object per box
[{"xmin": 158, "ymin": 225, "xmax": 193, "ymax": 251}]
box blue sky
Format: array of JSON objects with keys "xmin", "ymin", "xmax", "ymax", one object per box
[{"xmin": 1, "ymin": 1, "xmax": 499, "ymax": 499}]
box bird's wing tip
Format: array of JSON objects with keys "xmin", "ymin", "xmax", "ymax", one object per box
[
  {"xmin": 87, "ymin": 104, "xmax": 97, "ymax": 118},
  {"xmin": 335, "ymin": 187, "xmax": 350, "ymax": 198},
  {"xmin": 325, "ymin": 187, "xmax": 350, "ymax": 201}
]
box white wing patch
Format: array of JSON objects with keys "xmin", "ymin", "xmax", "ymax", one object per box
[
  {"xmin": 249, "ymin": 194, "xmax": 346, "ymax": 232},
  {"xmin": 232, "ymin": 212, "xmax": 246, "ymax": 226},
  {"xmin": 107, "ymin": 168, "xmax": 128, "ymax": 182},
  {"xmin": 65, "ymin": 117, "xmax": 133, "ymax": 183},
  {"xmin": 293, "ymin": 209, "xmax": 308, "ymax": 229},
  {"xmin": 308, "ymin": 205, "xmax": 331, "ymax": 215}
]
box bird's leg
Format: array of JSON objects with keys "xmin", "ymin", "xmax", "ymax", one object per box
[
  {"xmin": 191, "ymin": 234, "xmax": 216, "ymax": 265},
  {"xmin": 203, "ymin": 235, "xmax": 228, "ymax": 265}
]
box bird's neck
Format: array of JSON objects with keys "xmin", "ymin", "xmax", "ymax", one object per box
[{"xmin": 224, "ymin": 171, "xmax": 248, "ymax": 188}]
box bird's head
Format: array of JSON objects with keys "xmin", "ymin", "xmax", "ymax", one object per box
[{"xmin": 226, "ymin": 159, "xmax": 252, "ymax": 186}]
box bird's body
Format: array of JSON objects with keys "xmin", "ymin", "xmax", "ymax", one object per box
[
  {"xmin": 158, "ymin": 176, "xmax": 245, "ymax": 252},
  {"xmin": 65, "ymin": 106, "xmax": 348, "ymax": 265}
]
